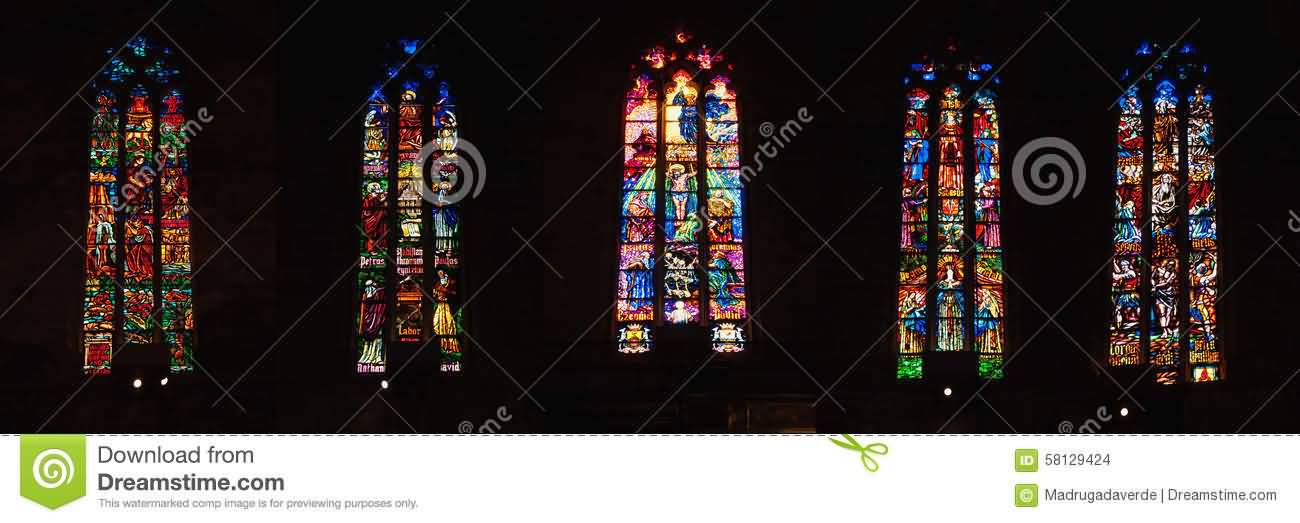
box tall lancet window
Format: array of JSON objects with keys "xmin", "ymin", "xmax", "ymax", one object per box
[
  {"xmin": 82, "ymin": 36, "xmax": 194, "ymax": 375},
  {"xmin": 615, "ymin": 32, "xmax": 750, "ymax": 354},
  {"xmin": 356, "ymin": 41, "xmax": 465, "ymax": 375},
  {"xmin": 894, "ymin": 48, "xmax": 1005, "ymax": 380},
  {"xmin": 1108, "ymin": 42, "xmax": 1222, "ymax": 384}
]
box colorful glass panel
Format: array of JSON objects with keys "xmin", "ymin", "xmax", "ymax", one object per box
[
  {"xmin": 1110, "ymin": 86, "xmax": 1144, "ymax": 367},
  {"xmin": 121, "ymin": 88, "xmax": 156, "ymax": 346},
  {"xmin": 617, "ymin": 72, "xmax": 659, "ymax": 353},
  {"xmin": 357, "ymin": 95, "xmax": 391, "ymax": 374},
  {"xmin": 82, "ymin": 36, "xmax": 195, "ymax": 375},
  {"xmin": 1149, "ymin": 80, "xmax": 1182, "ymax": 384},
  {"xmin": 1186, "ymin": 84, "xmax": 1220, "ymax": 381},
  {"xmin": 664, "ymin": 70, "xmax": 702, "ymax": 327},
  {"xmin": 704, "ymin": 75, "xmax": 746, "ymax": 352},
  {"xmin": 393, "ymin": 83, "xmax": 425, "ymax": 345},
  {"xmin": 83, "ymin": 90, "xmax": 120, "ymax": 375},
  {"xmin": 895, "ymin": 57, "xmax": 1004, "ymax": 380},
  {"xmin": 896, "ymin": 87, "xmax": 929, "ymax": 379},
  {"xmin": 935, "ymin": 84, "xmax": 965, "ymax": 353},
  {"xmin": 354, "ymin": 47, "xmax": 467, "ymax": 375},
  {"xmin": 972, "ymin": 90, "xmax": 1003, "ymax": 378},
  {"xmin": 158, "ymin": 89, "xmax": 193, "ymax": 371},
  {"xmin": 430, "ymin": 81, "xmax": 464, "ymax": 373},
  {"xmin": 615, "ymin": 33, "xmax": 750, "ymax": 354},
  {"xmin": 1107, "ymin": 43, "xmax": 1223, "ymax": 384}
]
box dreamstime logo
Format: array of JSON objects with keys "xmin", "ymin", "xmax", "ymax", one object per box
[
  {"xmin": 458, "ymin": 406, "xmax": 513, "ymax": 434},
  {"xmin": 1011, "ymin": 136, "xmax": 1086, "ymax": 206},
  {"xmin": 33, "ymin": 449, "xmax": 76, "ymax": 489},
  {"xmin": 1288, "ymin": 210, "xmax": 1300, "ymax": 232},
  {"xmin": 740, "ymin": 107, "xmax": 813, "ymax": 183},
  {"xmin": 20, "ymin": 434, "xmax": 86, "ymax": 509},
  {"xmin": 1058, "ymin": 405, "xmax": 1113, "ymax": 434},
  {"xmin": 415, "ymin": 137, "xmax": 487, "ymax": 205}
]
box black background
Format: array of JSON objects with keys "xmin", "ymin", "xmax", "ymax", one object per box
[{"xmin": 1, "ymin": 0, "xmax": 1297, "ymax": 433}]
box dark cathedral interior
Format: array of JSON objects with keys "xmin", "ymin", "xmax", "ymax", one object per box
[{"xmin": 1, "ymin": 0, "xmax": 1298, "ymax": 434}]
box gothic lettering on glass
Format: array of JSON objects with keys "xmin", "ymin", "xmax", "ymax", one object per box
[{"xmin": 355, "ymin": 42, "xmax": 465, "ymax": 374}]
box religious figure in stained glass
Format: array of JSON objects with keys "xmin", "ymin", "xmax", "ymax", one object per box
[
  {"xmin": 894, "ymin": 46, "xmax": 1005, "ymax": 379},
  {"xmin": 1107, "ymin": 42, "xmax": 1223, "ymax": 383},
  {"xmin": 614, "ymin": 32, "xmax": 750, "ymax": 354},
  {"xmin": 81, "ymin": 36, "xmax": 195, "ymax": 375},
  {"xmin": 354, "ymin": 41, "xmax": 466, "ymax": 374}
]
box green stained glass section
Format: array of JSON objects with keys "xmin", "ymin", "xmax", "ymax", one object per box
[
  {"xmin": 978, "ymin": 356, "xmax": 1004, "ymax": 379},
  {"xmin": 897, "ymin": 356, "xmax": 924, "ymax": 380}
]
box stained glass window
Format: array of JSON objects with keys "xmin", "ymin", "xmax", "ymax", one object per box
[
  {"xmin": 355, "ymin": 42, "xmax": 465, "ymax": 374},
  {"xmin": 1110, "ymin": 86, "xmax": 1144, "ymax": 367},
  {"xmin": 971, "ymin": 89, "xmax": 1004, "ymax": 378},
  {"xmin": 935, "ymin": 85, "xmax": 966, "ymax": 355},
  {"xmin": 82, "ymin": 36, "xmax": 194, "ymax": 375},
  {"xmin": 357, "ymin": 93, "xmax": 391, "ymax": 373},
  {"xmin": 1185, "ymin": 84, "xmax": 1220, "ymax": 383},
  {"xmin": 895, "ymin": 50, "xmax": 1005, "ymax": 379},
  {"xmin": 616, "ymin": 32, "xmax": 749, "ymax": 354},
  {"xmin": 897, "ymin": 87, "xmax": 929, "ymax": 379},
  {"xmin": 1107, "ymin": 42, "xmax": 1222, "ymax": 384}
]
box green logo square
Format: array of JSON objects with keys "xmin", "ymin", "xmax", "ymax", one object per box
[
  {"xmin": 20, "ymin": 435, "xmax": 87, "ymax": 509},
  {"xmin": 1014, "ymin": 484, "xmax": 1038, "ymax": 508},
  {"xmin": 1014, "ymin": 448, "xmax": 1038, "ymax": 472}
]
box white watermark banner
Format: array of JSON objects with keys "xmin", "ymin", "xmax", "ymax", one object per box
[{"xmin": 3, "ymin": 434, "xmax": 1294, "ymax": 521}]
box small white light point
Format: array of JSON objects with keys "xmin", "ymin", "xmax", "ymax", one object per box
[
  {"xmin": 159, "ymin": 377, "xmax": 169, "ymax": 387},
  {"xmin": 380, "ymin": 380, "xmax": 389, "ymax": 390},
  {"xmin": 943, "ymin": 387, "xmax": 953, "ymax": 397},
  {"xmin": 1120, "ymin": 407, "xmax": 1129, "ymax": 417},
  {"xmin": 132, "ymin": 378, "xmax": 143, "ymax": 389}
]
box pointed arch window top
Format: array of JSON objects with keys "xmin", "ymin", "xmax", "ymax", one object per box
[
  {"xmin": 102, "ymin": 37, "xmax": 180, "ymax": 85},
  {"xmin": 687, "ymin": 44, "xmax": 723, "ymax": 70},
  {"xmin": 642, "ymin": 46, "xmax": 668, "ymax": 69}
]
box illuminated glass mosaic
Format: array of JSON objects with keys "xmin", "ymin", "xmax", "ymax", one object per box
[
  {"xmin": 1108, "ymin": 42, "xmax": 1222, "ymax": 384},
  {"xmin": 616, "ymin": 32, "xmax": 749, "ymax": 353},
  {"xmin": 895, "ymin": 49, "xmax": 1004, "ymax": 380},
  {"xmin": 355, "ymin": 42, "xmax": 465, "ymax": 374},
  {"xmin": 82, "ymin": 36, "xmax": 194, "ymax": 375}
]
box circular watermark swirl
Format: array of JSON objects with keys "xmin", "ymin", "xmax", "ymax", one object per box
[
  {"xmin": 33, "ymin": 449, "xmax": 75, "ymax": 489},
  {"xmin": 416, "ymin": 137, "xmax": 487, "ymax": 206},
  {"xmin": 1057, "ymin": 420, "xmax": 1075, "ymax": 434},
  {"xmin": 1012, "ymin": 136, "xmax": 1086, "ymax": 206},
  {"xmin": 457, "ymin": 420, "xmax": 475, "ymax": 434}
]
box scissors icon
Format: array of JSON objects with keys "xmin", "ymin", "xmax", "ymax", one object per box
[{"xmin": 828, "ymin": 434, "xmax": 888, "ymax": 472}]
